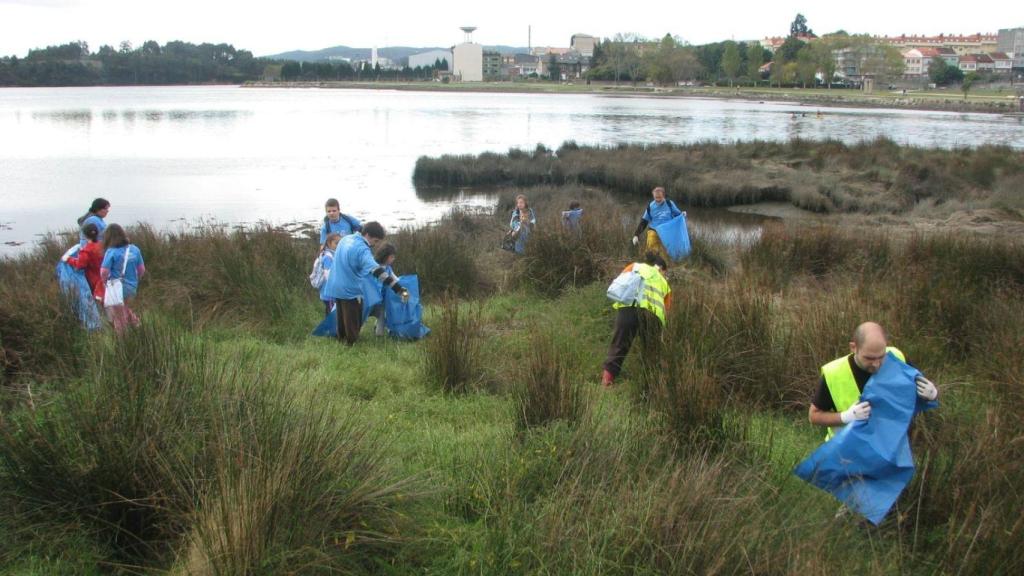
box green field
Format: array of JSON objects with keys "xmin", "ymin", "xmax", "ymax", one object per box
[{"xmin": 1, "ymin": 141, "xmax": 1022, "ymax": 574}]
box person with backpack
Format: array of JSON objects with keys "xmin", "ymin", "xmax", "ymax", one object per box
[
  {"xmin": 601, "ymin": 252, "xmax": 671, "ymax": 387},
  {"xmin": 100, "ymin": 224, "xmax": 145, "ymax": 334},
  {"xmin": 320, "ymin": 198, "xmax": 362, "ymax": 248},
  {"xmin": 324, "ymin": 221, "xmax": 408, "ymax": 346},
  {"xmin": 64, "ymin": 222, "xmax": 106, "ymax": 303},
  {"xmin": 77, "ymin": 198, "xmax": 110, "ymax": 247},
  {"xmin": 310, "ymin": 233, "xmax": 342, "ymax": 317},
  {"xmin": 631, "ymin": 187, "xmax": 684, "ymax": 264}
]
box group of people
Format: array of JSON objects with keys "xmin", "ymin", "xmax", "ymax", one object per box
[
  {"xmin": 311, "ymin": 198, "xmax": 410, "ymax": 345},
  {"xmin": 501, "ymin": 194, "xmax": 585, "ymax": 255},
  {"xmin": 59, "ymin": 198, "xmax": 145, "ymax": 334}
]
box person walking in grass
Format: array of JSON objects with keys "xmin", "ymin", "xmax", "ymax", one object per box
[
  {"xmin": 809, "ymin": 322, "xmax": 939, "ymax": 441},
  {"xmin": 324, "ymin": 221, "xmax": 408, "ymax": 346},
  {"xmin": 631, "ymin": 186, "xmax": 683, "ymax": 264},
  {"xmin": 601, "ymin": 252, "xmax": 671, "ymax": 387},
  {"xmin": 561, "ymin": 200, "xmax": 583, "ymax": 236},
  {"xmin": 320, "ymin": 198, "xmax": 362, "ymax": 248},
  {"xmin": 77, "ymin": 197, "xmax": 110, "ymax": 247},
  {"xmin": 100, "ymin": 224, "xmax": 145, "ymax": 334}
]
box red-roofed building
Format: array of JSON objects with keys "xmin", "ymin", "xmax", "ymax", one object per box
[
  {"xmin": 761, "ymin": 33, "xmax": 817, "ymax": 53},
  {"xmin": 989, "ymin": 52, "xmax": 1013, "ymax": 74}
]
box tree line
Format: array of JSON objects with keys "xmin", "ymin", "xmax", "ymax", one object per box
[{"xmin": 587, "ymin": 15, "xmax": 909, "ymax": 88}]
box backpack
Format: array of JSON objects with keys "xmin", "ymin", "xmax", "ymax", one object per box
[
  {"xmin": 323, "ymin": 213, "xmax": 362, "ymax": 235},
  {"xmin": 606, "ymin": 267, "xmax": 644, "ymax": 305},
  {"xmin": 309, "ymin": 251, "xmax": 328, "ymax": 289}
]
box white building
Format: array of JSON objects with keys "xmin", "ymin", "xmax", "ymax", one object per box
[
  {"xmin": 997, "ymin": 27, "xmax": 1024, "ymax": 69},
  {"xmin": 409, "ymin": 49, "xmax": 453, "ymax": 70},
  {"xmin": 570, "ymin": 34, "xmax": 597, "ymax": 58},
  {"xmin": 453, "ymin": 43, "xmax": 483, "ymax": 81}
]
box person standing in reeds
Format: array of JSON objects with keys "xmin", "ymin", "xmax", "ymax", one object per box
[
  {"xmin": 99, "ymin": 224, "xmax": 145, "ymax": 334},
  {"xmin": 507, "ymin": 194, "xmax": 536, "ymax": 255},
  {"xmin": 601, "ymin": 252, "xmax": 671, "ymax": 387},
  {"xmin": 324, "ymin": 222, "xmax": 408, "ymax": 346},
  {"xmin": 77, "ymin": 198, "xmax": 110, "ymax": 247},
  {"xmin": 64, "ymin": 222, "xmax": 106, "ymax": 303},
  {"xmin": 561, "ymin": 200, "xmax": 583, "ymax": 236},
  {"xmin": 369, "ymin": 242, "xmax": 400, "ymax": 337},
  {"xmin": 809, "ymin": 322, "xmax": 939, "ymax": 440},
  {"xmin": 320, "ymin": 198, "xmax": 362, "ymax": 248},
  {"xmin": 631, "ymin": 187, "xmax": 682, "ymax": 264},
  {"xmin": 318, "ymin": 233, "xmax": 342, "ymax": 317}
]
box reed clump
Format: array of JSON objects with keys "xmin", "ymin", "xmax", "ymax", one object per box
[
  {"xmin": 0, "ymin": 320, "xmax": 412, "ymax": 573},
  {"xmin": 513, "ymin": 331, "xmax": 586, "ymax": 432},
  {"xmin": 422, "ymin": 295, "xmax": 483, "ymax": 394}
]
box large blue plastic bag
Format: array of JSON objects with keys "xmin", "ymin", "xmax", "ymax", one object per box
[
  {"xmin": 652, "ymin": 213, "xmax": 691, "ymax": 262},
  {"xmin": 794, "ymin": 352, "xmax": 938, "ymax": 525},
  {"xmin": 384, "ymin": 275, "xmax": 430, "ymax": 340},
  {"xmin": 55, "ymin": 254, "xmax": 102, "ymax": 331},
  {"xmin": 311, "ymin": 276, "xmax": 383, "ymax": 338}
]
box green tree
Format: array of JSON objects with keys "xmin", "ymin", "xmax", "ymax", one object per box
[
  {"xmin": 811, "ymin": 39, "xmax": 837, "ymax": 88},
  {"xmin": 747, "ymin": 42, "xmax": 764, "ymax": 85},
  {"xmin": 770, "ymin": 51, "xmax": 787, "ymax": 87},
  {"xmin": 790, "ymin": 13, "xmax": 814, "ymax": 37},
  {"xmin": 778, "ymin": 36, "xmax": 805, "ymax": 61},
  {"xmin": 548, "ymin": 54, "xmax": 559, "ymax": 81},
  {"xmin": 795, "ymin": 45, "xmax": 817, "ymax": 87},
  {"xmin": 961, "ymin": 71, "xmax": 978, "ymax": 100},
  {"xmin": 721, "ymin": 41, "xmax": 741, "ymax": 86}
]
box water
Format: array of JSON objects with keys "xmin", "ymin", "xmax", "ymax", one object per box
[{"xmin": 2, "ymin": 85, "xmax": 1021, "ymax": 255}]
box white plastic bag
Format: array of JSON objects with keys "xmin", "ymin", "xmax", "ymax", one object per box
[{"xmin": 606, "ymin": 269, "xmax": 643, "ymax": 305}]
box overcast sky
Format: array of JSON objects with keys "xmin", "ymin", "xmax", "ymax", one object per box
[{"xmin": 1, "ymin": 0, "xmax": 1017, "ymax": 58}]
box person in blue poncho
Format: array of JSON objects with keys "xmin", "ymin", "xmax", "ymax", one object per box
[
  {"xmin": 368, "ymin": 242, "xmax": 400, "ymax": 337},
  {"xmin": 631, "ymin": 187, "xmax": 684, "ymax": 264},
  {"xmin": 809, "ymin": 322, "xmax": 939, "ymax": 441},
  {"xmin": 324, "ymin": 221, "xmax": 408, "ymax": 346},
  {"xmin": 77, "ymin": 198, "xmax": 110, "ymax": 247},
  {"xmin": 319, "ymin": 198, "xmax": 362, "ymax": 248},
  {"xmin": 561, "ymin": 200, "xmax": 583, "ymax": 236}
]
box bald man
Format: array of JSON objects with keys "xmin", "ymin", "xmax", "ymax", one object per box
[{"xmin": 809, "ymin": 322, "xmax": 939, "ymax": 441}]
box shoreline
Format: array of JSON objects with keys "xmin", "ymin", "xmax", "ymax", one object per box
[{"xmin": 243, "ymin": 80, "xmax": 1024, "ymax": 115}]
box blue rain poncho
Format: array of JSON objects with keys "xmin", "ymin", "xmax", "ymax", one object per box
[
  {"xmin": 794, "ymin": 352, "xmax": 939, "ymax": 525},
  {"xmin": 651, "ymin": 213, "xmax": 691, "ymax": 262},
  {"xmin": 55, "ymin": 245, "xmax": 102, "ymax": 331},
  {"xmin": 311, "ymin": 274, "xmax": 382, "ymax": 338}
]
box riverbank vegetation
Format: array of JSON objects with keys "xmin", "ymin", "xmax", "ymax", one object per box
[
  {"xmin": 414, "ymin": 139, "xmax": 1024, "ymax": 217},
  {"xmin": 1, "ymin": 175, "xmax": 1021, "ymax": 573}
]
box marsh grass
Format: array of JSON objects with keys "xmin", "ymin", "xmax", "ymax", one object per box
[
  {"xmin": 513, "ymin": 331, "xmax": 586, "ymax": 432},
  {"xmin": 0, "ymin": 319, "xmax": 413, "ymax": 573},
  {"xmin": 422, "ymin": 295, "xmax": 484, "ymax": 394}
]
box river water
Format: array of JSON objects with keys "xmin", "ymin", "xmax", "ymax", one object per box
[{"xmin": 1, "ymin": 85, "xmax": 1021, "ymax": 255}]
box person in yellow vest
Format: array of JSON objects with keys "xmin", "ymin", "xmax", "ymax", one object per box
[
  {"xmin": 809, "ymin": 322, "xmax": 939, "ymax": 440},
  {"xmin": 601, "ymin": 252, "xmax": 672, "ymax": 387}
]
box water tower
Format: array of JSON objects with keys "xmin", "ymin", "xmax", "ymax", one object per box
[{"xmin": 460, "ymin": 26, "xmax": 477, "ymax": 44}]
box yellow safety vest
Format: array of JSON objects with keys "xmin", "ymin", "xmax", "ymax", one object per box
[
  {"xmin": 612, "ymin": 263, "xmax": 670, "ymax": 325},
  {"xmin": 820, "ymin": 346, "xmax": 906, "ymax": 441}
]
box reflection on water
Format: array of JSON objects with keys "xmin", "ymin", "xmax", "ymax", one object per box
[{"xmin": 2, "ymin": 86, "xmax": 1022, "ymax": 255}]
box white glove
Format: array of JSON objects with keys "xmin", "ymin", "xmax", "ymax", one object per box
[
  {"xmin": 400, "ymin": 290, "xmax": 410, "ymax": 304},
  {"xmin": 631, "ymin": 235, "xmax": 639, "ymax": 247},
  {"xmin": 915, "ymin": 376, "xmax": 938, "ymax": 401},
  {"xmin": 840, "ymin": 401, "xmax": 871, "ymax": 424}
]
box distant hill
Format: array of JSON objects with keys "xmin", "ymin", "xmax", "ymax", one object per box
[{"xmin": 264, "ymin": 45, "xmax": 531, "ymax": 62}]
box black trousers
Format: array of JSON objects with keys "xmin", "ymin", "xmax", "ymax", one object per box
[
  {"xmin": 335, "ymin": 298, "xmax": 364, "ymax": 346},
  {"xmin": 602, "ymin": 306, "xmax": 661, "ymax": 377}
]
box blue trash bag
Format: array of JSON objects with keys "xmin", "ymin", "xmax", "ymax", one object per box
[
  {"xmin": 311, "ymin": 277, "xmax": 385, "ymax": 338},
  {"xmin": 794, "ymin": 352, "xmax": 939, "ymax": 525},
  {"xmin": 55, "ymin": 255, "xmax": 102, "ymax": 331},
  {"xmin": 652, "ymin": 213, "xmax": 691, "ymax": 262},
  {"xmin": 384, "ymin": 275, "xmax": 430, "ymax": 341},
  {"xmin": 312, "ymin": 306, "xmax": 337, "ymax": 337}
]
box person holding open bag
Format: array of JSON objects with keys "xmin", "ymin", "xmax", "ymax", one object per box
[{"xmin": 100, "ymin": 224, "xmax": 145, "ymax": 334}]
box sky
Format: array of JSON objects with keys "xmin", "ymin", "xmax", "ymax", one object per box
[{"xmin": 0, "ymin": 0, "xmax": 1018, "ymax": 58}]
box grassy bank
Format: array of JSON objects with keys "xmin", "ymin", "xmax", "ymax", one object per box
[
  {"xmin": 243, "ymin": 81, "xmax": 1022, "ymax": 114},
  {"xmin": 1, "ymin": 183, "xmax": 1022, "ymax": 574},
  {"xmin": 414, "ymin": 139, "xmax": 1024, "ymax": 218}
]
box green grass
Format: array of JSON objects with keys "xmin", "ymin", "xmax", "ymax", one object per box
[{"xmin": 2, "ymin": 174, "xmax": 1023, "ymax": 573}]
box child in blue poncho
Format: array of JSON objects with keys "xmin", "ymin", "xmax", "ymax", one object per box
[
  {"xmin": 507, "ymin": 194, "xmax": 536, "ymax": 255},
  {"xmin": 77, "ymin": 197, "xmax": 110, "ymax": 247},
  {"xmin": 561, "ymin": 200, "xmax": 583, "ymax": 236},
  {"xmin": 318, "ymin": 233, "xmax": 342, "ymax": 317}
]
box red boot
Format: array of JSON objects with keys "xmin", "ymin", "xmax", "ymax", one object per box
[{"xmin": 601, "ymin": 369, "xmax": 615, "ymax": 387}]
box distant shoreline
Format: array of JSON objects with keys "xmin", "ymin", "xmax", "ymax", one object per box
[{"xmin": 243, "ymin": 80, "xmax": 1023, "ymax": 115}]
